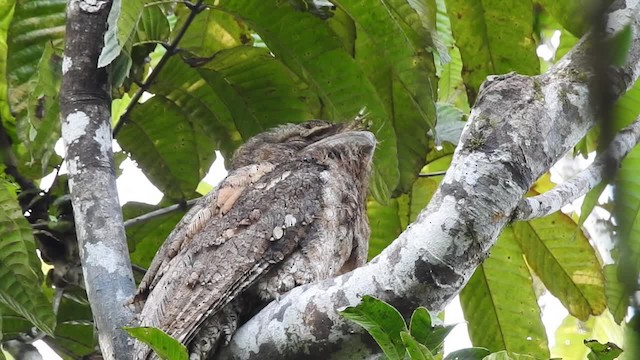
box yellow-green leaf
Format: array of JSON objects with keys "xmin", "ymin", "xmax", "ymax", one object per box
[
  {"xmin": 460, "ymin": 227, "xmax": 548, "ymax": 358},
  {"xmin": 513, "ymin": 212, "xmax": 606, "ymax": 320}
]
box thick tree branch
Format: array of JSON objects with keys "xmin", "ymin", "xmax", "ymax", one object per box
[
  {"xmin": 515, "ymin": 116, "xmax": 640, "ymax": 220},
  {"xmin": 60, "ymin": 0, "xmax": 136, "ymax": 358},
  {"xmin": 217, "ymin": 2, "xmax": 640, "ymax": 359}
]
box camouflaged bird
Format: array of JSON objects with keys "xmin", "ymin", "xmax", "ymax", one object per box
[{"xmin": 132, "ymin": 120, "xmax": 376, "ymax": 359}]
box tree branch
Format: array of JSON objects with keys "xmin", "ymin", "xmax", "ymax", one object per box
[
  {"xmin": 60, "ymin": 0, "xmax": 136, "ymax": 358},
  {"xmin": 217, "ymin": 2, "xmax": 640, "ymax": 359},
  {"xmin": 123, "ymin": 198, "xmax": 199, "ymax": 228},
  {"xmin": 515, "ymin": 116, "xmax": 640, "ymax": 221},
  {"xmin": 111, "ymin": 0, "xmax": 206, "ymax": 137}
]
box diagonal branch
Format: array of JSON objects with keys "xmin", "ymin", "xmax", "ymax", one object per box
[
  {"xmin": 111, "ymin": 0, "xmax": 206, "ymax": 137},
  {"xmin": 217, "ymin": 2, "xmax": 640, "ymax": 359},
  {"xmin": 123, "ymin": 198, "xmax": 199, "ymax": 228},
  {"xmin": 515, "ymin": 116, "xmax": 640, "ymax": 221}
]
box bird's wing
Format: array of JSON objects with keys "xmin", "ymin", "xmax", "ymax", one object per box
[
  {"xmin": 133, "ymin": 163, "xmax": 276, "ymax": 306},
  {"xmin": 135, "ymin": 160, "xmax": 326, "ymax": 348}
]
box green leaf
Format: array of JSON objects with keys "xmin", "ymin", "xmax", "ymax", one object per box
[
  {"xmin": 536, "ymin": 0, "xmax": 595, "ymax": 37},
  {"xmin": 435, "ymin": 0, "xmax": 469, "ymax": 111},
  {"xmin": 214, "ymin": 0, "xmax": 399, "ymax": 202},
  {"xmin": 460, "ymin": 227, "xmax": 548, "ymax": 358},
  {"xmin": 481, "ymin": 351, "xmax": 537, "ymax": 360},
  {"xmin": 613, "ymin": 145, "xmax": 640, "ymax": 301},
  {"xmin": 344, "ymin": 0, "xmax": 437, "ymax": 194},
  {"xmin": 339, "ymin": 295, "xmax": 408, "ymax": 360},
  {"xmin": 196, "ymin": 46, "xmax": 316, "ymax": 132},
  {"xmin": 435, "ymin": 102, "xmax": 466, "ymax": 145},
  {"xmin": 603, "ymin": 264, "xmax": 627, "ymax": 324},
  {"xmin": 551, "ymin": 311, "xmax": 623, "ymax": 359},
  {"xmin": 7, "ymin": 0, "xmax": 66, "ymax": 87},
  {"xmin": 443, "ymin": 347, "xmax": 491, "ymax": 360},
  {"xmin": 367, "ymin": 196, "xmax": 403, "ymax": 259},
  {"xmin": 173, "ymin": 7, "xmax": 252, "ymax": 56},
  {"xmin": 20, "ymin": 41, "xmax": 62, "ymax": 176},
  {"xmin": 409, "ymin": 307, "xmax": 432, "ymax": 344},
  {"xmin": 444, "ymin": 0, "xmax": 539, "ymax": 104},
  {"xmin": 119, "ymin": 96, "xmax": 215, "ymax": 201},
  {"xmin": 401, "ymin": 331, "xmax": 434, "ymax": 360},
  {"xmin": 0, "ymin": 179, "xmax": 55, "ymax": 336},
  {"xmin": 584, "ymin": 340, "xmax": 623, "ymax": 360},
  {"xmin": 99, "ymin": 0, "xmax": 146, "ymax": 67},
  {"xmin": 124, "ymin": 201, "xmax": 185, "ymax": 268},
  {"xmin": 44, "ymin": 296, "xmax": 96, "ymax": 357},
  {"xmin": 0, "ymin": 0, "xmax": 16, "ymax": 125},
  {"xmin": 408, "ymin": 306, "xmax": 455, "ymax": 353},
  {"xmin": 368, "ymin": 141, "xmax": 452, "ymax": 258},
  {"xmin": 578, "ymin": 181, "xmax": 607, "ymax": 226},
  {"xmin": 608, "ymin": 24, "xmax": 632, "ymax": 67},
  {"xmin": 134, "ymin": 3, "xmax": 170, "ymax": 45},
  {"xmin": 513, "ymin": 211, "xmax": 606, "ymax": 320},
  {"xmin": 125, "ymin": 326, "xmax": 189, "ymax": 360},
  {"xmin": 0, "ymin": 305, "xmax": 33, "ymax": 340}
]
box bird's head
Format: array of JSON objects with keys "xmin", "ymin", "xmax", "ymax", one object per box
[{"xmin": 230, "ymin": 120, "xmax": 376, "ymax": 177}]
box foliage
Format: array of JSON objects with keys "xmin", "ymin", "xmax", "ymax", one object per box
[
  {"xmin": 0, "ymin": 0, "xmax": 635, "ymax": 358},
  {"xmin": 341, "ymin": 296, "xmax": 623, "ymax": 360},
  {"xmin": 124, "ymin": 327, "xmax": 188, "ymax": 360},
  {"xmin": 339, "ymin": 296, "xmax": 480, "ymax": 360}
]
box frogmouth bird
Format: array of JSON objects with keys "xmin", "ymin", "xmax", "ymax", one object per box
[{"xmin": 132, "ymin": 120, "xmax": 376, "ymax": 359}]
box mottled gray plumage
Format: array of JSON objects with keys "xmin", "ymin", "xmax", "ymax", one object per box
[{"xmin": 132, "ymin": 120, "xmax": 375, "ymax": 359}]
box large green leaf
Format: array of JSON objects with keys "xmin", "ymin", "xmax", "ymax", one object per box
[
  {"xmin": 342, "ymin": 0, "xmax": 437, "ymax": 194},
  {"xmin": 513, "ymin": 212, "xmax": 606, "ymax": 320},
  {"xmin": 536, "ymin": 0, "xmax": 597, "ymax": 38},
  {"xmin": 140, "ymin": 56, "xmax": 241, "ymax": 160},
  {"xmin": 197, "ymin": 46, "xmax": 317, "ymax": 132},
  {"xmin": 44, "ymin": 296, "xmax": 96, "ymax": 358},
  {"xmin": 0, "ymin": 179, "xmax": 55, "ymax": 336},
  {"xmin": 134, "ymin": 3, "xmax": 171, "ymax": 45},
  {"xmin": 173, "ymin": 6, "xmax": 252, "ymax": 57},
  {"xmin": 0, "ymin": 0, "xmax": 15, "ymax": 125},
  {"xmin": 603, "ymin": 264, "xmax": 627, "ymax": 324},
  {"xmin": 99, "ymin": 0, "xmax": 146, "ymax": 66},
  {"xmin": 124, "ymin": 201, "xmax": 184, "ymax": 269},
  {"xmin": 614, "ymin": 144, "xmax": 640, "ymax": 305},
  {"xmin": 0, "ymin": 304, "xmax": 33, "ymax": 340},
  {"xmin": 339, "ymin": 295, "xmax": 408, "ymax": 360},
  {"xmin": 18, "ymin": 42, "xmax": 62, "ymax": 176},
  {"xmin": 213, "ymin": 0, "xmax": 399, "ymax": 202},
  {"xmin": 6, "ymin": 0, "xmax": 65, "ymax": 87},
  {"xmin": 125, "ymin": 326, "xmax": 188, "ymax": 360},
  {"xmin": 368, "ymin": 143, "xmax": 452, "ymax": 258},
  {"xmin": 444, "ymin": 0, "xmax": 539, "ymax": 104},
  {"xmin": 436, "ymin": 0, "xmax": 468, "ymax": 111},
  {"xmin": 460, "ymin": 227, "xmax": 548, "ymax": 358},
  {"xmin": 118, "ymin": 96, "xmax": 215, "ymax": 201}
]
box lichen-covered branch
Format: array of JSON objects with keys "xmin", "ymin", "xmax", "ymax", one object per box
[
  {"xmin": 60, "ymin": 0, "xmax": 136, "ymax": 358},
  {"xmin": 515, "ymin": 116, "xmax": 640, "ymax": 220},
  {"xmin": 217, "ymin": 2, "xmax": 640, "ymax": 359}
]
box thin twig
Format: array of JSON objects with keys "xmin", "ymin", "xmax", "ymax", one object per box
[
  {"xmin": 112, "ymin": 0, "xmax": 207, "ymax": 137},
  {"xmin": 124, "ymin": 198, "xmax": 200, "ymax": 228},
  {"xmin": 514, "ymin": 116, "xmax": 640, "ymax": 221}
]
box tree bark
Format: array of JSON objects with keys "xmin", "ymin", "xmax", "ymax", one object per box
[
  {"xmin": 59, "ymin": 0, "xmax": 136, "ymax": 358},
  {"xmin": 217, "ymin": 1, "xmax": 640, "ymax": 359}
]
